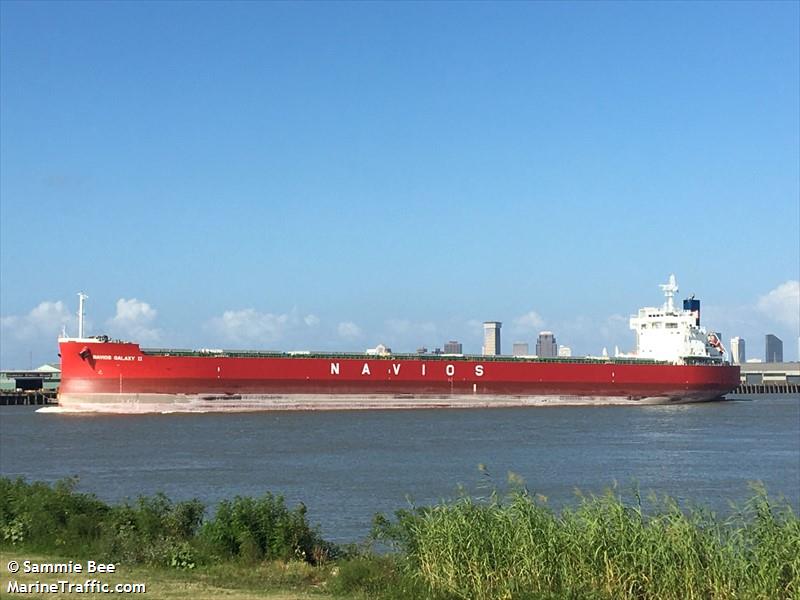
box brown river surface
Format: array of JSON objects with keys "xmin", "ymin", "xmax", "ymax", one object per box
[{"xmin": 1, "ymin": 395, "xmax": 797, "ymax": 543}]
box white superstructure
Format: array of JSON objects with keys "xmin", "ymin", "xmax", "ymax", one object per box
[{"xmin": 628, "ymin": 275, "xmax": 725, "ymax": 364}]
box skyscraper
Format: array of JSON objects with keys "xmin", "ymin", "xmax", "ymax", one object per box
[
  {"xmin": 483, "ymin": 322, "xmax": 501, "ymax": 356},
  {"xmin": 536, "ymin": 331, "xmax": 558, "ymax": 358},
  {"xmin": 512, "ymin": 342, "xmax": 529, "ymax": 356},
  {"xmin": 765, "ymin": 334, "xmax": 783, "ymax": 363},
  {"xmin": 730, "ymin": 337, "xmax": 745, "ymax": 365},
  {"xmin": 444, "ymin": 341, "xmax": 463, "ymax": 354}
]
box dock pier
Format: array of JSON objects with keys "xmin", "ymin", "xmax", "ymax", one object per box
[
  {"xmin": 732, "ymin": 362, "xmax": 800, "ymax": 397},
  {"xmin": 730, "ymin": 383, "xmax": 799, "ymax": 396},
  {"xmin": 0, "ymin": 390, "xmax": 57, "ymax": 406}
]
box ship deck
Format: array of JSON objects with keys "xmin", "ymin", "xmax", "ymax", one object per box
[{"xmin": 135, "ymin": 348, "xmax": 722, "ymax": 366}]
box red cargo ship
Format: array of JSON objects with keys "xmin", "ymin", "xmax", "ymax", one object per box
[{"xmin": 56, "ymin": 276, "xmax": 740, "ymax": 412}]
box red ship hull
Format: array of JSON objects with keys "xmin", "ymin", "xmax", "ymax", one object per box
[{"xmin": 56, "ymin": 340, "xmax": 741, "ymax": 412}]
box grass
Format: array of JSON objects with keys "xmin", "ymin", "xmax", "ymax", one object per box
[
  {"xmin": 2, "ymin": 476, "xmax": 798, "ymax": 600},
  {"xmin": 0, "ymin": 551, "xmax": 332, "ymax": 599}
]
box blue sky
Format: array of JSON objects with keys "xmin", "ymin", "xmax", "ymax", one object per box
[{"xmin": 1, "ymin": 1, "xmax": 798, "ymax": 367}]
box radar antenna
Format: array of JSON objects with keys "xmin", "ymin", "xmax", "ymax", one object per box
[
  {"xmin": 77, "ymin": 292, "xmax": 88, "ymax": 338},
  {"xmin": 659, "ymin": 274, "xmax": 678, "ymax": 313}
]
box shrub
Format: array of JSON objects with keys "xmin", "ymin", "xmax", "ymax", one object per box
[
  {"xmin": 201, "ymin": 493, "xmax": 333, "ymax": 564},
  {"xmin": 98, "ymin": 494, "xmax": 205, "ymax": 565},
  {"xmin": 0, "ymin": 476, "xmax": 108, "ymax": 553}
]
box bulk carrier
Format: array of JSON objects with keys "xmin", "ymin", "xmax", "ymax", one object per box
[{"xmin": 56, "ymin": 276, "xmax": 740, "ymax": 412}]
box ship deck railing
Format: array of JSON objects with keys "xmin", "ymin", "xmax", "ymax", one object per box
[{"xmin": 138, "ymin": 348, "xmax": 689, "ymax": 366}]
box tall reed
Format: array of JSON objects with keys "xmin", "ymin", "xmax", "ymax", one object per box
[{"xmin": 375, "ymin": 483, "xmax": 799, "ymax": 600}]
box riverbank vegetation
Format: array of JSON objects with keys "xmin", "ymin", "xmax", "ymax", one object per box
[{"xmin": 1, "ymin": 476, "xmax": 797, "ymax": 599}]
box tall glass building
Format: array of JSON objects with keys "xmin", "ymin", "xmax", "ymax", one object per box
[{"xmin": 765, "ymin": 334, "xmax": 783, "ymax": 363}]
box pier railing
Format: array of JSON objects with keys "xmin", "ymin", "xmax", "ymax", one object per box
[{"xmin": 730, "ymin": 383, "xmax": 799, "ymax": 396}]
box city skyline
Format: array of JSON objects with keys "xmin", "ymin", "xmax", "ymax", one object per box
[
  {"xmin": 4, "ymin": 285, "xmax": 796, "ymax": 368},
  {"xmin": 1, "ymin": 2, "xmax": 798, "ymax": 367}
]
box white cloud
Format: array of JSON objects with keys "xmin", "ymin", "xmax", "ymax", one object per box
[
  {"xmin": 757, "ymin": 280, "xmax": 800, "ymax": 330},
  {"xmin": 337, "ymin": 321, "xmax": 362, "ymax": 339},
  {"xmin": 304, "ymin": 314, "xmax": 320, "ymax": 327},
  {"xmin": 207, "ymin": 308, "xmax": 291, "ymax": 344},
  {"xmin": 466, "ymin": 319, "xmax": 483, "ymax": 330},
  {"xmin": 700, "ymin": 303, "xmax": 759, "ymax": 337},
  {"xmin": 106, "ymin": 298, "xmax": 161, "ymax": 343},
  {"xmin": 1, "ymin": 300, "xmax": 75, "ymax": 341},
  {"xmin": 385, "ymin": 319, "xmax": 437, "ymax": 335},
  {"xmin": 513, "ymin": 310, "xmax": 545, "ymax": 332},
  {"xmin": 683, "ymin": 282, "xmax": 799, "ymax": 361},
  {"xmin": 598, "ymin": 314, "xmax": 629, "ymax": 340}
]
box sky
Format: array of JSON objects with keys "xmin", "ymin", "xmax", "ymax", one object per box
[{"xmin": 1, "ymin": 1, "xmax": 798, "ymax": 368}]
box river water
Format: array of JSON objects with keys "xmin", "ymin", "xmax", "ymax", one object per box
[{"xmin": 1, "ymin": 396, "xmax": 798, "ymax": 543}]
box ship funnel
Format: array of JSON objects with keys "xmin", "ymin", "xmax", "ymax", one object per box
[
  {"xmin": 683, "ymin": 295, "xmax": 700, "ymax": 326},
  {"xmin": 77, "ymin": 292, "xmax": 88, "ymax": 338}
]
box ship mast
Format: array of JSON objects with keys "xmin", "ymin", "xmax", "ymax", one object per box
[
  {"xmin": 77, "ymin": 292, "xmax": 88, "ymax": 338},
  {"xmin": 659, "ymin": 274, "xmax": 678, "ymax": 313}
]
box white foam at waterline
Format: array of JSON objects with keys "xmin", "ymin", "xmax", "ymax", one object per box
[{"xmin": 36, "ymin": 406, "xmax": 94, "ymax": 414}]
